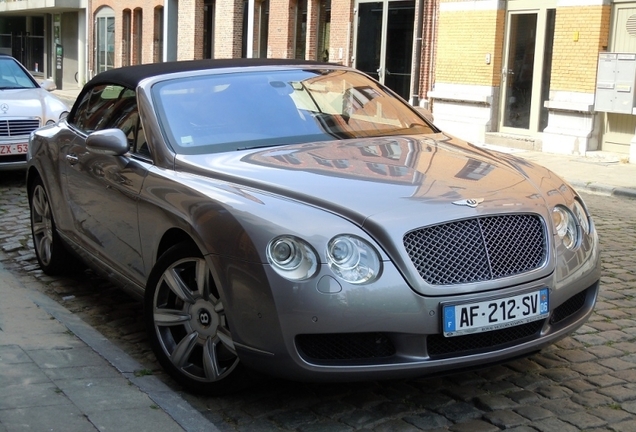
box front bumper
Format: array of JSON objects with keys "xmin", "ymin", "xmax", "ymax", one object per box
[{"xmin": 213, "ymin": 252, "xmax": 601, "ymax": 382}]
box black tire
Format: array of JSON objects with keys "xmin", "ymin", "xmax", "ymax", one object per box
[
  {"xmin": 29, "ymin": 176, "xmax": 79, "ymax": 275},
  {"xmin": 144, "ymin": 242, "xmax": 247, "ymax": 395}
]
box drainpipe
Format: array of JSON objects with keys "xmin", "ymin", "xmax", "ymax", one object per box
[{"xmin": 410, "ymin": 0, "xmax": 425, "ymax": 106}]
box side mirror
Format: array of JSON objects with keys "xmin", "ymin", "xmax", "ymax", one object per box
[
  {"xmin": 40, "ymin": 78, "xmax": 57, "ymax": 92},
  {"xmin": 86, "ymin": 129, "xmax": 129, "ymax": 156},
  {"xmin": 415, "ymin": 106, "xmax": 434, "ymax": 124}
]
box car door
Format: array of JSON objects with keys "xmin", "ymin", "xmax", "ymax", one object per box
[{"xmin": 63, "ymin": 84, "xmax": 150, "ymax": 284}]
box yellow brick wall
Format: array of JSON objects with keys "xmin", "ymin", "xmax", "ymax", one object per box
[
  {"xmin": 550, "ymin": 5, "xmax": 610, "ymax": 94},
  {"xmin": 436, "ymin": 9, "xmax": 505, "ymax": 87}
]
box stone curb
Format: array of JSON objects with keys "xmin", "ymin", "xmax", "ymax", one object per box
[
  {"xmin": 570, "ymin": 181, "xmax": 636, "ymax": 200},
  {"xmin": 27, "ymin": 286, "xmax": 218, "ymax": 432}
]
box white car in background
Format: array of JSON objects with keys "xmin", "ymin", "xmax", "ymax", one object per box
[{"xmin": 0, "ymin": 54, "xmax": 69, "ymax": 171}]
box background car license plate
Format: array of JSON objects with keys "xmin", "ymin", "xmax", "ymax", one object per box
[
  {"xmin": 443, "ymin": 289, "xmax": 549, "ymax": 337},
  {"xmin": 0, "ymin": 143, "xmax": 28, "ymax": 155}
]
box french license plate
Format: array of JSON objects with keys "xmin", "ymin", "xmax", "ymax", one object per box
[
  {"xmin": 443, "ymin": 289, "xmax": 549, "ymax": 337},
  {"xmin": 0, "ymin": 143, "xmax": 28, "ymax": 155}
]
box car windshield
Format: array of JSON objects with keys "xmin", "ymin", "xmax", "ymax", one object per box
[
  {"xmin": 152, "ymin": 68, "xmax": 435, "ymax": 155},
  {"xmin": 0, "ymin": 57, "xmax": 37, "ymax": 89}
]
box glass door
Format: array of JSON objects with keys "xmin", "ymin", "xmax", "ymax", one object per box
[
  {"xmin": 500, "ymin": 6, "xmax": 555, "ymax": 134},
  {"xmin": 95, "ymin": 9, "xmax": 115, "ymax": 73},
  {"xmin": 355, "ymin": 1, "xmax": 383, "ymax": 82},
  {"xmin": 502, "ymin": 13, "xmax": 537, "ymax": 130},
  {"xmin": 354, "ymin": 0, "xmax": 414, "ymax": 100}
]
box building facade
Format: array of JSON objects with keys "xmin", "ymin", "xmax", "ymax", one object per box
[
  {"xmin": 9, "ymin": 0, "xmax": 634, "ymax": 162},
  {"xmin": 85, "ymin": 0, "xmax": 437, "ymax": 103},
  {"xmin": 0, "ymin": 0, "xmax": 88, "ymax": 90},
  {"xmin": 429, "ymin": 0, "xmax": 636, "ymax": 163}
]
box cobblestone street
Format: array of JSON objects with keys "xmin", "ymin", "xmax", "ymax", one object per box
[{"xmin": 1, "ymin": 170, "xmax": 635, "ymax": 432}]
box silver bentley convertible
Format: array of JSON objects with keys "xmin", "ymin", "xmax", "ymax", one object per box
[{"xmin": 27, "ymin": 59, "xmax": 600, "ymax": 395}]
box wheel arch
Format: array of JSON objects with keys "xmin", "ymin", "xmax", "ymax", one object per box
[{"xmin": 155, "ymin": 228, "xmax": 198, "ymax": 263}]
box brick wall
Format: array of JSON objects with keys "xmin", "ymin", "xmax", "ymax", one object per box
[
  {"xmin": 214, "ymin": 0, "xmax": 244, "ymax": 58},
  {"xmin": 328, "ymin": 0, "xmax": 352, "ymax": 65},
  {"xmin": 435, "ymin": 7, "xmax": 504, "ymax": 87},
  {"xmin": 268, "ymin": 0, "xmax": 296, "ymax": 58},
  {"xmin": 91, "ymin": 0, "xmax": 163, "ymax": 73},
  {"xmin": 550, "ymin": 5, "xmax": 610, "ymax": 94}
]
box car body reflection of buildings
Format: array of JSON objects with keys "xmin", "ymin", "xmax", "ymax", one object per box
[{"xmin": 244, "ymin": 135, "xmax": 534, "ymax": 205}]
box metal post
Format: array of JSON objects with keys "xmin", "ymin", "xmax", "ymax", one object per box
[{"xmin": 410, "ymin": 0, "xmax": 425, "ymax": 106}]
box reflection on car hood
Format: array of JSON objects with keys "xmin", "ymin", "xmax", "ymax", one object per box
[
  {"xmin": 177, "ymin": 134, "xmax": 562, "ymax": 227},
  {"xmin": 0, "ymin": 88, "xmax": 68, "ymax": 120}
]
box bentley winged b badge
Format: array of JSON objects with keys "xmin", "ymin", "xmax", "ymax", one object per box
[{"xmin": 452, "ymin": 198, "xmax": 484, "ymax": 208}]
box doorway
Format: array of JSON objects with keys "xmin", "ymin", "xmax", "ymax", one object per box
[
  {"xmin": 499, "ymin": 4, "xmax": 555, "ymax": 135},
  {"xmin": 354, "ymin": 0, "xmax": 414, "ymax": 101},
  {"xmin": 95, "ymin": 7, "xmax": 115, "ymax": 73}
]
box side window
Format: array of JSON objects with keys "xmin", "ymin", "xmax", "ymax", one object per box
[
  {"xmin": 135, "ymin": 123, "xmax": 150, "ymax": 157},
  {"xmin": 105, "ymin": 93, "xmax": 151, "ymax": 159},
  {"xmin": 70, "ymin": 84, "xmax": 126, "ymax": 133},
  {"xmin": 71, "ymin": 85, "xmax": 151, "ymax": 159}
]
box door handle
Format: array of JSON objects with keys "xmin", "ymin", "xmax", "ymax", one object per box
[{"xmin": 66, "ymin": 154, "xmax": 79, "ymax": 165}]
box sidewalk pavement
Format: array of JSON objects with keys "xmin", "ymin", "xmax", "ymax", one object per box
[
  {"xmin": 0, "ymin": 258, "xmax": 216, "ymax": 432},
  {"xmin": 477, "ymin": 143, "xmax": 636, "ymax": 199},
  {"xmin": 52, "ymin": 87, "xmax": 82, "ymax": 108}
]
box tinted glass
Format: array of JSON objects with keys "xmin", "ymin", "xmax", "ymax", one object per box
[
  {"xmin": 71, "ymin": 85, "xmax": 127, "ymax": 133},
  {"xmin": 152, "ymin": 69, "xmax": 434, "ymax": 155},
  {"xmin": 0, "ymin": 57, "xmax": 37, "ymax": 89}
]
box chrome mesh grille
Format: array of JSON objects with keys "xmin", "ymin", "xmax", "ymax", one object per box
[
  {"xmin": 404, "ymin": 214, "xmax": 546, "ymax": 285},
  {"xmin": 0, "ymin": 119, "xmax": 40, "ymax": 137}
]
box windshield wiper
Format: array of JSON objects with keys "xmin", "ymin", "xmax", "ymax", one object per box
[
  {"xmin": 0, "ymin": 86, "xmax": 27, "ymax": 90},
  {"xmin": 236, "ymin": 144, "xmax": 278, "ymax": 151}
]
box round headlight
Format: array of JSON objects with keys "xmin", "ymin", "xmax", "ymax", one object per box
[
  {"xmin": 46, "ymin": 119, "xmax": 56, "ymax": 126},
  {"xmin": 329, "ymin": 237, "xmax": 360, "ymax": 269},
  {"xmin": 267, "ymin": 236, "xmax": 318, "ymax": 281},
  {"xmin": 327, "ymin": 235, "xmax": 381, "ymax": 284},
  {"xmin": 572, "ymin": 200, "xmax": 590, "ymax": 235},
  {"xmin": 552, "ymin": 206, "xmax": 579, "ymax": 250}
]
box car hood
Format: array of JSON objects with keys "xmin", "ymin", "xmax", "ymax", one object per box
[
  {"xmin": 0, "ymin": 88, "xmax": 68, "ymax": 121},
  {"xmin": 176, "ymin": 133, "xmax": 567, "ymax": 231}
]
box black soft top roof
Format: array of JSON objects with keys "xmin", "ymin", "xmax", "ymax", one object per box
[{"xmin": 85, "ymin": 58, "xmax": 328, "ymax": 90}]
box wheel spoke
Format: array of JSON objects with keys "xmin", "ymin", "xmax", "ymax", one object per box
[
  {"xmin": 36, "ymin": 235, "xmax": 51, "ymax": 263},
  {"xmin": 217, "ymin": 326, "xmax": 236, "ymax": 355},
  {"xmin": 153, "ymin": 308, "xmax": 191, "ymax": 325},
  {"xmin": 163, "ymin": 267, "xmax": 196, "ymax": 304},
  {"xmin": 170, "ymin": 330, "xmax": 198, "ymax": 367},
  {"xmin": 202, "ymin": 336, "xmax": 222, "ymax": 380},
  {"xmin": 32, "ymin": 220, "xmax": 47, "ymax": 237},
  {"xmin": 195, "ymin": 259, "xmax": 211, "ymax": 301},
  {"xmin": 33, "ymin": 188, "xmax": 47, "ymax": 219}
]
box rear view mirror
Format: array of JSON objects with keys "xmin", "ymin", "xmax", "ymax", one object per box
[
  {"xmin": 40, "ymin": 78, "xmax": 57, "ymax": 92},
  {"xmin": 86, "ymin": 129, "xmax": 129, "ymax": 156}
]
